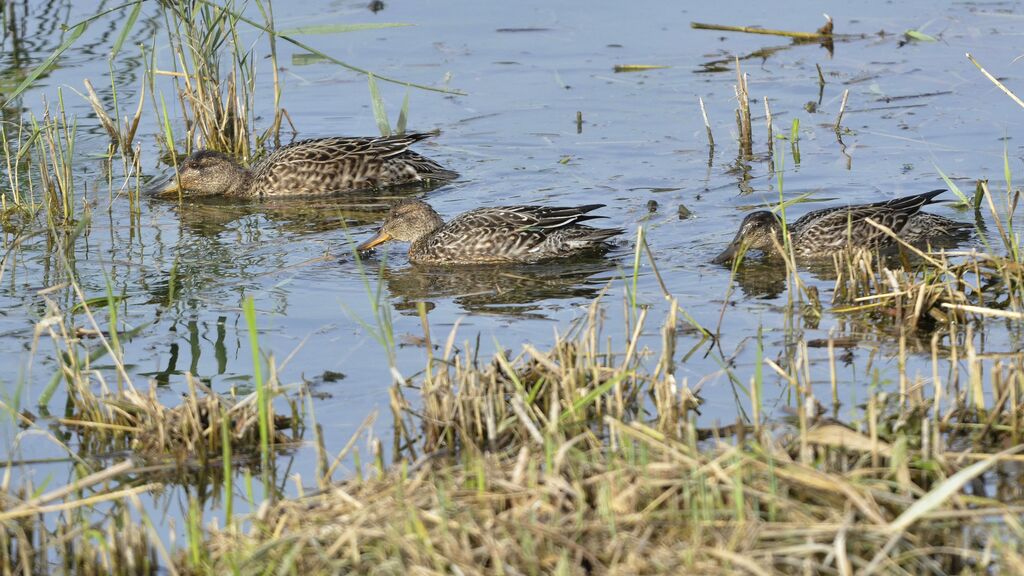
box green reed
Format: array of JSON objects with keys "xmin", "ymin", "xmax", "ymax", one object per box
[{"xmin": 242, "ymin": 296, "xmax": 271, "ymax": 468}]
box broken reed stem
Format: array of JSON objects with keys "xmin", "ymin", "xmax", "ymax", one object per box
[
  {"xmin": 764, "ymin": 96, "xmax": 773, "ymax": 157},
  {"xmin": 941, "ymin": 303, "xmax": 1024, "ymax": 320},
  {"xmin": 698, "ymin": 96, "xmax": 714, "ymax": 148},
  {"xmin": 691, "ymin": 21, "xmax": 832, "ymax": 40},
  {"xmin": 735, "ymin": 59, "xmax": 752, "ymax": 156},
  {"xmin": 816, "ymin": 63, "xmax": 826, "ymax": 87},
  {"xmin": 966, "ymin": 52, "xmax": 1024, "ymax": 110},
  {"xmin": 0, "ymin": 460, "xmax": 137, "ymax": 521},
  {"xmin": 834, "ymin": 88, "xmax": 849, "ymax": 132}
]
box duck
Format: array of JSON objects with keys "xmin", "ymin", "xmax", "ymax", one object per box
[
  {"xmin": 712, "ymin": 189, "xmax": 971, "ymax": 264},
  {"xmin": 148, "ymin": 132, "xmax": 456, "ymax": 198},
  {"xmin": 356, "ymin": 199, "xmax": 624, "ymax": 265}
]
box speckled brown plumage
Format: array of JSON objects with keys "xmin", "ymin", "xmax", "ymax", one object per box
[
  {"xmin": 150, "ymin": 132, "xmax": 456, "ymax": 198},
  {"xmin": 713, "ymin": 190, "xmax": 972, "ymax": 264},
  {"xmin": 357, "ymin": 199, "xmax": 624, "ymax": 265}
]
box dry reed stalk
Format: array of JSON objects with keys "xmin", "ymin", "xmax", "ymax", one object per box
[
  {"xmin": 699, "ymin": 96, "xmax": 714, "ymax": 149},
  {"xmin": 734, "ymin": 59, "xmax": 752, "ymax": 157},
  {"xmin": 834, "ymin": 88, "xmax": 849, "ymax": 132}
]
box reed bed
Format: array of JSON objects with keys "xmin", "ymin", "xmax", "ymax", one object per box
[{"xmin": 189, "ymin": 289, "xmax": 1024, "ymax": 575}]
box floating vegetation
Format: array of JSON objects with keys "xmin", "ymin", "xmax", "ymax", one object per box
[
  {"xmin": 692, "ymin": 14, "xmax": 836, "ymax": 42},
  {"xmin": 612, "ymin": 64, "xmax": 671, "ymax": 73}
]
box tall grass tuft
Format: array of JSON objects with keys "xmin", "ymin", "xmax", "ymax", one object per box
[{"xmin": 159, "ymin": 0, "xmax": 267, "ymax": 161}]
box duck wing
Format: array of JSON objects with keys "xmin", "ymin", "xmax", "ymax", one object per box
[
  {"xmin": 791, "ymin": 190, "xmax": 946, "ymax": 251},
  {"xmin": 421, "ymin": 205, "xmax": 611, "ymax": 262},
  {"xmin": 252, "ymin": 133, "xmax": 451, "ymax": 195}
]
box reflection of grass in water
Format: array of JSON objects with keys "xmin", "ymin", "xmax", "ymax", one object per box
[
  {"xmin": 40, "ymin": 284, "xmax": 303, "ymax": 474},
  {"xmin": 1, "ymin": 215, "xmax": 305, "ymax": 572}
]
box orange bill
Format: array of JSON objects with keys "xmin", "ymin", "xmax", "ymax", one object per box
[{"xmin": 357, "ymin": 230, "xmax": 392, "ymax": 252}]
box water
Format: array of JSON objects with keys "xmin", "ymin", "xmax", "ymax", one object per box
[{"xmin": 1, "ymin": 0, "xmax": 1023, "ymax": 545}]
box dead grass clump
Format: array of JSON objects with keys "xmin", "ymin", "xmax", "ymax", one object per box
[
  {"xmin": 128, "ymin": 380, "xmax": 299, "ymax": 462},
  {"xmin": 202, "ymin": 403, "xmax": 1024, "ymax": 574},
  {"xmin": 1, "ymin": 507, "xmax": 158, "ymax": 576},
  {"xmin": 0, "ymin": 461, "xmax": 166, "ymax": 576},
  {"xmin": 391, "ymin": 299, "xmax": 699, "ymax": 458},
  {"xmin": 830, "ymin": 248, "xmax": 1024, "ymax": 330},
  {"xmin": 65, "ymin": 375, "xmax": 301, "ymax": 473},
  {"xmin": 831, "ymin": 248, "xmax": 972, "ymax": 329}
]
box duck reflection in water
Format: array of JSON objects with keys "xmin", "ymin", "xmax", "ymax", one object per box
[{"xmin": 378, "ymin": 258, "xmax": 620, "ymax": 320}]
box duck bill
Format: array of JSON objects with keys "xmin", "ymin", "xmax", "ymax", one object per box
[
  {"xmin": 143, "ymin": 174, "xmax": 179, "ymax": 197},
  {"xmin": 357, "ymin": 230, "xmax": 392, "ymax": 252},
  {"xmin": 712, "ymin": 240, "xmax": 742, "ymax": 265}
]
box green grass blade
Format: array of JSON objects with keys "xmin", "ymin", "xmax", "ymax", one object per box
[
  {"xmin": 933, "ymin": 163, "xmax": 970, "ymax": 205},
  {"xmin": 70, "ymin": 295, "xmax": 125, "ymax": 314},
  {"xmin": 3, "ymin": 22, "xmax": 87, "ymax": 107},
  {"xmin": 887, "ymin": 445, "xmax": 1024, "ymax": 534},
  {"xmin": 769, "ymin": 191, "xmax": 815, "ymax": 213},
  {"xmin": 109, "ymin": 1, "xmax": 143, "ymax": 59},
  {"xmin": 368, "ymin": 73, "xmax": 391, "ymax": 137},
  {"xmin": 1004, "ymin": 141, "xmax": 1013, "ymax": 194},
  {"xmin": 242, "ymin": 297, "xmax": 270, "ymax": 465},
  {"xmin": 559, "ymin": 371, "xmax": 632, "ymax": 422},
  {"xmin": 159, "ymin": 93, "xmax": 176, "ymax": 156},
  {"xmin": 221, "ymin": 409, "xmax": 233, "ymax": 526},
  {"xmin": 904, "ymin": 30, "xmax": 937, "ymax": 42}
]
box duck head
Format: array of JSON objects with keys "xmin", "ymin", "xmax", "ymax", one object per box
[
  {"xmin": 712, "ymin": 211, "xmax": 782, "ymax": 265},
  {"xmin": 147, "ymin": 150, "xmax": 250, "ymax": 197},
  {"xmin": 357, "ymin": 199, "xmax": 445, "ymax": 252}
]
